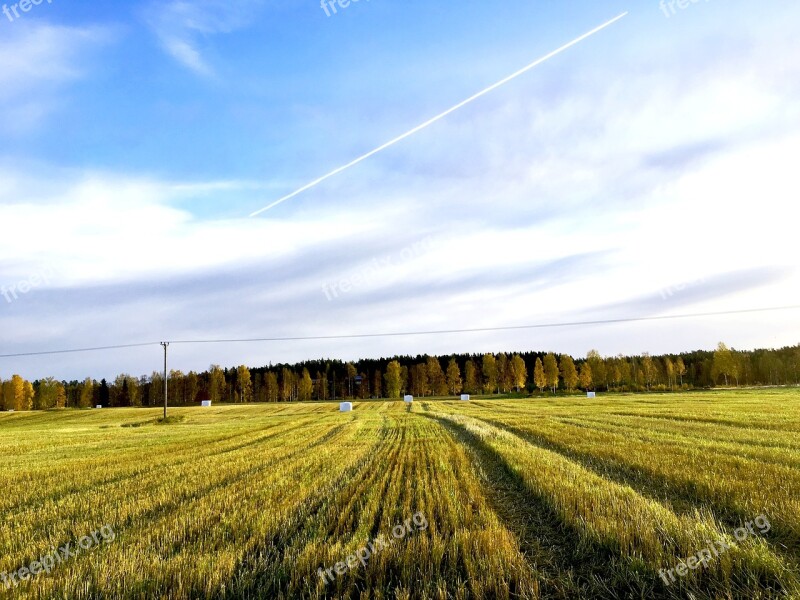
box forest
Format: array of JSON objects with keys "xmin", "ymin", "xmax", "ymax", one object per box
[{"xmin": 1, "ymin": 342, "xmax": 798, "ymax": 411}]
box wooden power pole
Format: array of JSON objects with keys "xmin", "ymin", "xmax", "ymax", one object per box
[{"xmin": 161, "ymin": 342, "xmax": 169, "ymax": 419}]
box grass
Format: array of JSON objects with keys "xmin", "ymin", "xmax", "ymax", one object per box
[{"xmin": 0, "ymin": 390, "xmax": 798, "ymax": 598}]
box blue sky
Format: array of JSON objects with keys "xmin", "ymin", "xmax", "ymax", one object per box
[{"xmin": 1, "ymin": 0, "xmax": 798, "ymax": 380}]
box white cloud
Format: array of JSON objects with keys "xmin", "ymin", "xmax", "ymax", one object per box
[
  {"xmin": 0, "ymin": 23, "xmax": 108, "ymax": 132},
  {"xmin": 0, "ymin": 170, "xmax": 390, "ymax": 287},
  {"xmin": 145, "ymin": 0, "xmax": 265, "ymax": 76}
]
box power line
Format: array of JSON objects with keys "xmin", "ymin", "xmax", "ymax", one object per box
[
  {"xmin": 0, "ymin": 342, "xmax": 158, "ymax": 359},
  {"xmin": 169, "ymin": 305, "xmax": 800, "ymax": 344},
  {"xmin": 1, "ymin": 304, "xmax": 798, "ymax": 359}
]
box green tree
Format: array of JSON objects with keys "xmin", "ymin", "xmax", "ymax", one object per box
[
  {"xmin": 186, "ymin": 372, "xmax": 199, "ymax": 404},
  {"xmin": 642, "ymin": 354, "xmax": 657, "ymax": 390},
  {"xmin": 36, "ymin": 377, "xmax": 60, "ymax": 409},
  {"xmin": 78, "ymin": 378, "xmax": 94, "ymax": 409},
  {"xmin": 712, "ymin": 342, "xmax": 737, "ymax": 386},
  {"xmin": 792, "ymin": 348, "xmax": 800, "ymax": 385},
  {"xmin": 384, "ymin": 360, "xmax": 403, "ymax": 398},
  {"xmin": 149, "ymin": 372, "xmax": 164, "ymax": 406},
  {"xmin": 110, "ymin": 375, "xmax": 127, "ymax": 407},
  {"xmin": 345, "ymin": 362, "xmax": 357, "ymax": 398},
  {"xmin": 587, "ymin": 350, "xmax": 606, "ymax": 391},
  {"xmin": 618, "ymin": 357, "xmax": 632, "ymax": 390},
  {"xmin": 127, "ymin": 376, "xmax": 141, "ymax": 407},
  {"xmin": 168, "ymin": 371, "xmax": 185, "ymax": 406}
]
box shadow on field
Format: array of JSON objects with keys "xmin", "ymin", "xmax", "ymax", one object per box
[
  {"xmin": 473, "ymin": 415, "xmax": 800, "ymax": 555},
  {"xmin": 422, "ymin": 413, "xmax": 675, "ymax": 600}
]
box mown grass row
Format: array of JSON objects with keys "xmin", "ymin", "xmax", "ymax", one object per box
[
  {"xmin": 224, "ymin": 410, "xmax": 541, "ymax": 599},
  {"xmin": 445, "ymin": 395, "xmax": 800, "ymax": 554},
  {"xmin": 429, "ymin": 405, "xmax": 799, "ymax": 599}
]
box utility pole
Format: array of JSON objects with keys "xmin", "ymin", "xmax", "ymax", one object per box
[{"xmin": 161, "ymin": 342, "xmax": 169, "ymax": 419}]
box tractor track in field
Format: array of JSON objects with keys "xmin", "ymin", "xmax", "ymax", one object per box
[
  {"xmin": 424, "ymin": 412, "xmax": 662, "ymax": 600},
  {"xmin": 462, "ymin": 413, "xmax": 800, "ymax": 557}
]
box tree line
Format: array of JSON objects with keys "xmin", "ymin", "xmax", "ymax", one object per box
[{"xmin": 1, "ymin": 342, "xmax": 798, "ymax": 411}]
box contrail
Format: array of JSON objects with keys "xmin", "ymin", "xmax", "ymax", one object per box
[{"xmin": 249, "ymin": 12, "xmax": 628, "ymax": 217}]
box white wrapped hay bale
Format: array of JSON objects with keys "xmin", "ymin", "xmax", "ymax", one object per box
[
  {"xmin": 404, "ymin": 395, "xmax": 414, "ymax": 403},
  {"xmin": 201, "ymin": 400, "xmax": 212, "ymax": 407},
  {"xmin": 340, "ymin": 402, "xmax": 353, "ymax": 412},
  {"xmin": 587, "ymin": 392, "xmax": 596, "ymax": 399},
  {"xmin": 95, "ymin": 405, "xmax": 102, "ymax": 409},
  {"xmin": 461, "ymin": 394, "xmax": 470, "ymax": 401}
]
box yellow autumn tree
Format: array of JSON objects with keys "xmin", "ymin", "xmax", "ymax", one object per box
[
  {"xmin": 511, "ymin": 354, "xmax": 527, "ymax": 392},
  {"xmin": 559, "ymin": 355, "xmax": 578, "ymax": 393},
  {"xmin": 446, "ymin": 358, "xmax": 462, "ymax": 395},
  {"xmin": 543, "ymin": 353, "xmax": 559, "ymax": 393},
  {"xmin": 534, "ymin": 358, "xmax": 546, "ymax": 393},
  {"xmin": 384, "ymin": 361, "xmax": 402, "ymax": 398}
]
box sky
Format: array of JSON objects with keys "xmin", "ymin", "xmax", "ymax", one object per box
[{"xmin": 0, "ymin": 0, "xmax": 798, "ymax": 381}]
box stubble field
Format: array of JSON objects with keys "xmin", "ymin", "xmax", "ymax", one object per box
[{"xmin": 1, "ymin": 390, "xmax": 799, "ymax": 599}]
